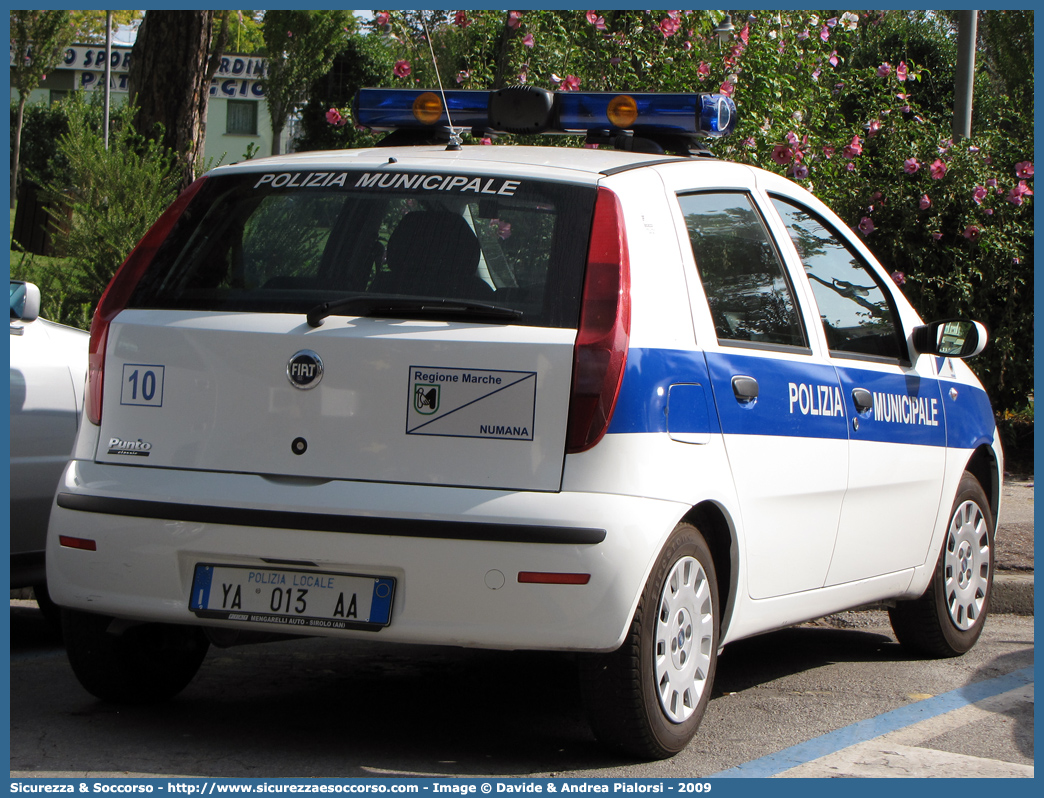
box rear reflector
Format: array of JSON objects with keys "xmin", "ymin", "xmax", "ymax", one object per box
[
  {"xmin": 85, "ymin": 177, "xmax": 208, "ymax": 425},
  {"xmin": 566, "ymin": 186, "xmax": 631, "ymax": 453},
  {"xmin": 517, "ymin": 572, "xmax": 591, "ymax": 585},
  {"xmin": 59, "ymin": 536, "xmax": 97, "ymax": 551}
]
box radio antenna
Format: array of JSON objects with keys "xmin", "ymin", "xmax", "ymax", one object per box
[{"xmin": 421, "ymin": 13, "xmax": 461, "ymax": 150}]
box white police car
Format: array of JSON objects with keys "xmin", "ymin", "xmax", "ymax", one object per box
[{"xmin": 47, "ymin": 87, "xmax": 1001, "ymax": 759}]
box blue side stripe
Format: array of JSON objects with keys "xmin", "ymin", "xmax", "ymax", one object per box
[
  {"xmin": 834, "ymin": 362, "xmax": 946, "ymax": 447},
  {"xmin": 606, "ymin": 347, "xmax": 994, "ymax": 449},
  {"xmin": 706, "ymin": 350, "xmax": 850, "ymax": 441},
  {"xmin": 607, "ymin": 347, "xmax": 720, "ymax": 435},
  {"xmin": 941, "ymin": 379, "xmax": 997, "ymax": 450}
]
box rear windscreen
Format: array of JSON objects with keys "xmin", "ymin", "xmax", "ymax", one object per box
[{"xmin": 129, "ymin": 169, "xmax": 598, "ymax": 329}]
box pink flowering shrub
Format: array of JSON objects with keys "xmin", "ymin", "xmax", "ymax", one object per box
[
  {"xmin": 586, "ymin": 12, "xmax": 607, "ymax": 31},
  {"xmin": 842, "ymin": 136, "xmax": 863, "ymax": 158},
  {"xmin": 553, "ymin": 74, "xmax": 580, "ymax": 91},
  {"xmin": 1007, "ymin": 180, "xmax": 1033, "ymax": 206}
]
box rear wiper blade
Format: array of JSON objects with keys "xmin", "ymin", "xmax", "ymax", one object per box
[{"xmin": 306, "ymin": 294, "xmax": 523, "ymax": 328}]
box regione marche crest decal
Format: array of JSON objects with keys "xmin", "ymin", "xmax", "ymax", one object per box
[
  {"xmin": 407, "ymin": 366, "xmax": 537, "ymax": 440},
  {"xmin": 414, "ymin": 383, "xmax": 440, "ymax": 415}
]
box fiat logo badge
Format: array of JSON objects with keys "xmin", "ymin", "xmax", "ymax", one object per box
[{"xmin": 287, "ymin": 350, "xmax": 324, "ymax": 390}]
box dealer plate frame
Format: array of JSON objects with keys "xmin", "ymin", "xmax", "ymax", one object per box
[{"xmin": 189, "ymin": 563, "xmax": 395, "ymax": 632}]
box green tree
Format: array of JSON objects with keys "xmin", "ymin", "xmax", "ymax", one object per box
[
  {"xmin": 128, "ymin": 10, "xmax": 228, "ymax": 192},
  {"xmin": 261, "ymin": 10, "xmax": 354, "ymax": 155},
  {"xmin": 68, "ymin": 10, "xmax": 142, "ymax": 44},
  {"xmin": 296, "ymin": 32, "xmax": 391, "ymax": 152},
  {"xmin": 41, "ymin": 96, "xmax": 180, "ymax": 304},
  {"xmin": 10, "ymin": 10, "xmax": 77, "ymax": 203},
  {"xmin": 224, "ymin": 10, "xmax": 266, "ymax": 55}
]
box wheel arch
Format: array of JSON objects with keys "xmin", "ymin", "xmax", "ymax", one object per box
[
  {"xmin": 964, "ymin": 443, "xmax": 1001, "ymax": 522},
  {"xmin": 681, "ymin": 500, "xmax": 738, "ymax": 639}
]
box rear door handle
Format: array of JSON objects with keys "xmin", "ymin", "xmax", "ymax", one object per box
[{"xmin": 731, "ymin": 375, "xmax": 759, "ymax": 403}]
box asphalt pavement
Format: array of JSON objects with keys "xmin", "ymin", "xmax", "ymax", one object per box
[{"xmin": 9, "ymin": 606, "xmax": 1033, "ymax": 778}]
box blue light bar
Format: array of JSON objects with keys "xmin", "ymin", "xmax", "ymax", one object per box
[
  {"xmin": 352, "ymin": 87, "xmax": 738, "ymax": 144},
  {"xmin": 354, "ymin": 88, "xmax": 491, "ymax": 130},
  {"xmin": 555, "ymin": 92, "xmax": 737, "ymax": 138}
]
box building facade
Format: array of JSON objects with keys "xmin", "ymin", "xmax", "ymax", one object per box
[{"xmin": 16, "ymin": 44, "xmax": 278, "ymax": 165}]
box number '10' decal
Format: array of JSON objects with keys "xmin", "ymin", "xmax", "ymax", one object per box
[{"xmin": 120, "ymin": 364, "xmax": 165, "ymax": 407}]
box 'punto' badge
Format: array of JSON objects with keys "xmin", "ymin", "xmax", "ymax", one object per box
[{"xmin": 287, "ymin": 350, "xmax": 324, "ymax": 390}]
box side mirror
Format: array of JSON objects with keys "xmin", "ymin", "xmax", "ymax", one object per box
[
  {"xmin": 9, "ymin": 280, "xmax": 41, "ymax": 322},
  {"xmin": 911, "ymin": 319, "xmax": 988, "ymax": 359}
]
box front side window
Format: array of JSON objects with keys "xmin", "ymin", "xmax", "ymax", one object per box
[
  {"xmin": 679, "ymin": 191, "xmax": 807, "ymax": 349},
  {"xmin": 771, "ymin": 197, "xmax": 904, "ymax": 361},
  {"xmin": 130, "ymin": 170, "xmax": 596, "ymax": 329}
]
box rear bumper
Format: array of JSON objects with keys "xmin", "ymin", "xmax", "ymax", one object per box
[
  {"xmin": 46, "ymin": 459, "xmax": 687, "ymax": 652},
  {"xmin": 55, "ymin": 493, "xmax": 606, "ymax": 545}
]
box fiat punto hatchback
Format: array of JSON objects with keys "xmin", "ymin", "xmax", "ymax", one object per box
[{"xmin": 48, "ymin": 87, "xmax": 1001, "ymax": 759}]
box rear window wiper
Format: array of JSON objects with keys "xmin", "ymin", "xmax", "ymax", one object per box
[{"xmin": 306, "ymin": 294, "xmax": 523, "ymax": 327}]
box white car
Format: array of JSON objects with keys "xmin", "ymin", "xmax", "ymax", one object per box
[
  {"xmin": 47, "ymin": 88, "xmax": 1001, "ymax": 759},
  {"xmin": 10, "ymin": 280, "xmax": 88, "ymax": 617}
]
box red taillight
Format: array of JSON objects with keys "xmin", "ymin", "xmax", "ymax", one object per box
[
  {"xmin": 85, "ymin": 177, "xmax": 207, "ymax": 425},
  {"xmin": 566, "ymin": 187, "xmax": 631, "ymax": 454}
]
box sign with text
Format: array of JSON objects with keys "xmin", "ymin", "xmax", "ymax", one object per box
[{"xmin": 57, "ymin": 45, "xmax": 267, "ymax": 78}]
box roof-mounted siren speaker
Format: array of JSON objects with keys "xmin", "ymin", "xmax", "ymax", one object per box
[{"xmin": 488, "ymin": 86, "xmax": 555, "ymax": 134}]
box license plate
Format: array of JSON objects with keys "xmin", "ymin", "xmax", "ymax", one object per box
[{"xmin": 189, "ymin": 564, "xmax": 394, "ymax": 631}]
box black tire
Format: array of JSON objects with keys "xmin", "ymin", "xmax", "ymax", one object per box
[
  {"xmin": 31, "ymin": 583, "xmax": 63, "ymax": 631},
  {"xmin": 62, "ymin": 609, "xmax": 210, "ymax": 704},
  {"xmin": 580, "ymin": 522, "xmax": 719, "ymax": 759},
  {"xmin": 889, "ymin": 471, "xmax": 994, "ymax": 658}
]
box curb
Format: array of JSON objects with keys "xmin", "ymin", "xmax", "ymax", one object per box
[{"xmin": 991, "ymin": 572, "xmax": 1034, "ymax": 615}]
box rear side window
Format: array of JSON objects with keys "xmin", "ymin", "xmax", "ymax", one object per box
[
  {"xmin": 130, "ymin": 170, "xmax": 597, "ymax": 329},
  {"xmin": 771, "ymin": 197, "xmax": 905, "ymax": 361},
  {"xmin": 679, "ymin": 191, "xmax": 807, "ymax": 350}
]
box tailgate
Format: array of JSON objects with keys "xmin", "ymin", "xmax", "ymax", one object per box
[{"xmin": 96, "ymin": 310, "xmax": 576, "ymax": 492}]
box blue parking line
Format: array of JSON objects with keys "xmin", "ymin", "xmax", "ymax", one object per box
[{"xmin": 709, "ymin": 666, "xmax": 1034, "ymax": 778}]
